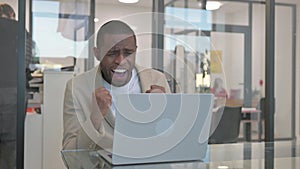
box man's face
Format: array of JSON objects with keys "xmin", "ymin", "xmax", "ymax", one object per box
[
  {"xmin": 1, "ymin": 13, "xmax": 15, "ymax": 20},
  {"xmin": 95, "ymin": 34, "xmax": 137, "ymax": 87}
]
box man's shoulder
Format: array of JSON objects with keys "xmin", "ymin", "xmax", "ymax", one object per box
[
  {"xmin": 0, "ymin": 18, "xmax": 18, "ymax": 26},
  {"xmin": 0, "ymin": 18, "xmax": 18, "ymax": 34},
  {"xmin": 135, "ymin": 65, "xmax": 165, "ymax": 77}
]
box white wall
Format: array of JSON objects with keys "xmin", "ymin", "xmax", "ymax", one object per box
[
  {"xmin": 279, "ymin": 0, "xmax": 300, "ymax": 141},
  {"xmin": 43, "ymin": 72, "xmax": 73, "ymax": 169},
  {"xmin": 211, "ymin": 32, "xmax": 244, "ymax": 96},
  {"xmin": 274, "ymin": 6, "xmax": 293, "ymax": 138},
  {"xmin": 252, "ymin": 4, "xmax": 265, "ymax": 95}
]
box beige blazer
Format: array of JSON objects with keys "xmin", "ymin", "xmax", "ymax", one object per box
[{"xmin": 62, "ymin": 65, "xmax": 171, "ymax": 151}]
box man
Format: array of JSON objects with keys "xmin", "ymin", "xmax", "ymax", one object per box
[
  {"xmin": 0, "ymin": 3, "xmax": 34, "ymax": 88},
  {"xmin": 63, "ymin": 20, "xmax": 170, "ymax": 150}
]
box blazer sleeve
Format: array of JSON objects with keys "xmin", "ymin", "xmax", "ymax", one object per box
[
  {"xmin": 150, "ymin": 69, "xmax": 172, "ymax": 93},
  {"xmin": 62, "ymin": 79, "xmax": 95, "ymax": 150},
  {"xmin": 62, "ymin": 79, "xmax": 114, "ymax": 150},
  {"xmin": 159, "ymin": 73, "xmax": 171, "ymax": 93}
]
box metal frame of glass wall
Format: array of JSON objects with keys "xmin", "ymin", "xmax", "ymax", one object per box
[
  {"xmin": 15, "ymin": 0, "xmax": 296, "ymax": 168},
  {"xmin": 17, "ymin": 1, "xmax": 26, "ymax": 169}
]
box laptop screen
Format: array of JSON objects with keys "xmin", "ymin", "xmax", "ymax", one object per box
[{"xmin": 111, "ymin": 93, "xmax": 214, "ymax": 165}]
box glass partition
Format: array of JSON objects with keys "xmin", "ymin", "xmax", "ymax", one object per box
[
  {"xmin": 251, "ymin": 1, "xmax": 296, "ymax": 140},
  {"xmin": 3, "ymin": 0, "xmax": 297, "ymax": 168},
  {"xmin": 163, "ymin": 0, "xmax": 297, "ymax": 142},
  {"xmin": 32, "ymin": 0, "xmax": 89, "ymax": 72}
]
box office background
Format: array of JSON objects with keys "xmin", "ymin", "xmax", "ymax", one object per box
[{"xmin": 0, "ymin": 0, "xmax": 299, "ymax": 169}]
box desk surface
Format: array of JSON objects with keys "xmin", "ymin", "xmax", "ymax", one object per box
[
  {"xmin": 213, "ymin": 107, "xmax": 261, "ymax": 113},
  {"xmin": 61, "ymin": 141, "xmax": 300, "ymax": 169}
]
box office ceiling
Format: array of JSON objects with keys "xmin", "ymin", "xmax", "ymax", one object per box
[
  {"xmin": 32, "ymin": 0, "xmax": 152, "ymax": 8},
  {"xmin": 98, "ymin": 0, "xmax": 152, "ymax": 8},
  {"xmin": 32, "ymin": 0, "xmax": 299, "ymax": 12},
  {"xmin": 33, "ymin": 0, "xmax": 298, "ymax": 5}
]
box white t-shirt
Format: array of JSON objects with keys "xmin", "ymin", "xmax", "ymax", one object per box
[{"xmin": 103, "ymin": 68, "xmax": 141, "ymax": 116}]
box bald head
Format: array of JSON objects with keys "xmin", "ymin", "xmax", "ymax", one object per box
[{"xmin": 96, "ymin": 20, "xmax": 136, "ymax": 48}]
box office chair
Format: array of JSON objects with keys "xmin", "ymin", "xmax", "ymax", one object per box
[{"xmin": 209, "ymin": 106, "xmax": 242, "ymax": 144}]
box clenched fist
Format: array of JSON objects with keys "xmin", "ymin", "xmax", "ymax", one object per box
[
  {"xmin": 145, "ymin": 85, "xmax": 166, "ymax": 93},
  {"xmin": 95, "ymin": 87, "xmax": 112, "ymax": 117},
  {"xmin": 90, "ymin": 87, "xmax": 112, "ymax": 130}
]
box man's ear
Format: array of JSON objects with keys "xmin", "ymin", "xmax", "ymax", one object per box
[{"xmin": 94, "ymin": 47, "xmax": 101, "ymax": 61}]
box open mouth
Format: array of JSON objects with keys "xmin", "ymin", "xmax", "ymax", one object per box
[
  {"xmin": 111, "ymin": 68, "xmax": 128, "ymax": 79},
  {"xmin": 112, "ymin": 68, "xmax": 127, "ymax": 74}
]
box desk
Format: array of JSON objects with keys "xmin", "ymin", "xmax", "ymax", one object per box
[{"xmin": 61, "ymin": 141, "xmax": 300, "ymax": 169}]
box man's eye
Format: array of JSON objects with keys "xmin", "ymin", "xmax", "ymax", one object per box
[
  {"xmin": 107, "ymin": 51, "xmax": 119, "ymax": 57},
  {"xmin": 124, "ymin": 50, "xmax": 135, "ymax": 56}
]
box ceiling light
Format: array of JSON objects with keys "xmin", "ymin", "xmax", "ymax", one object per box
[
  {"xmin": 118, "ymin": 0, "xmax": 139, "ymax": 4},
  {"xmin": 218, "ymin": 166, "xmax": 229, "ymax": 169},
  {"xmin": 94, "ymin": 18, "xmax": 99, "ymax": 23},
  {"xmin": 199, "ymin": 1, "xmax": 222, "ymax": 10}
]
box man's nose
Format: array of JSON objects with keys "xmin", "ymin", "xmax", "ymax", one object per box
[{"xmin": 114, "ymin": 52, "xmax": 125, "ymax": 64}]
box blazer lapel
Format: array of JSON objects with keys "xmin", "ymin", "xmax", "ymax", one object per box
[
  {"xmin": 104, "ymin": 111, "xmax": 115, "ymax": 128},
  {"xmin": 136, "ymin": 65, "xmax": 151, "ymax": 93}
]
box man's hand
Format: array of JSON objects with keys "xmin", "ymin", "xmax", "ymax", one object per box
[
  {"xmin": 90, "ymin": 87, "xmax": 112, "ymax": 130},
  {"xmin": 95, "ymin": 87, "xmax": 112, "ymax": 117},
  {"xmin": 145, "ymin": 85, "xmax": 166, "ymax": 93}
]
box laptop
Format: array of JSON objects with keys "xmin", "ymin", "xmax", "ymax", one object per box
[{"xmin": 97, "ymin": 93, "xmax": 214, "ymax": 165}]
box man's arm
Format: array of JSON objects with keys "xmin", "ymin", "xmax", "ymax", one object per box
[
  {"xmin": 62, "ymin": 80, "xmax": 94, "ymax": 150},
  {"xmin": 62, "ymin": 79, "xmax": 114, "ymax": 150},
  {"xmin": 90, "ymin": 87, "xmax": 112, "ymax": 130}
]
